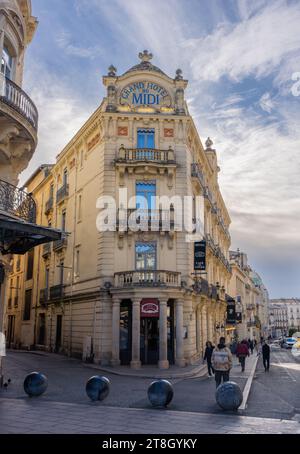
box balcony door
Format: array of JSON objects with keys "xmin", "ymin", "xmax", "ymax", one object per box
[
  {"xmin": 136, "ymin": 181, "xmax": 156, "ymax": 218},
  {"xmin": 137, "ymin": 129, "xmax": 155, "ymax": 160},
  {"xmin": 135, "ymin": 242, "xmax": 156, "ymax": 271}
]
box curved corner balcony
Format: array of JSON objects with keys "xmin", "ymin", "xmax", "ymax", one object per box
[
  {"xmin": 0, "ymin": 77, "xmax": 38, "ymax": 130},
  {"xmin": 114, "ymin": 270, "xmax": 181, "ymax": 288},
  {"xmin": 0, "ymin": 179, "xmax": 36, "ymax": 223},
  {"xmin": 0, "ymin": 77, "xmax": 38, "ymax": 171}
]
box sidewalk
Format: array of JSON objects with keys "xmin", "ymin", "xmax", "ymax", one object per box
[{"xmin": 0, "ymin": 398, "xmax": 298, "ymax": 434}]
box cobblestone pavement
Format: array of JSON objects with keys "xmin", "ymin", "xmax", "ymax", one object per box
[{"xmin": 0, "ymin": 398, "xmax": 299, "ymax": 434}]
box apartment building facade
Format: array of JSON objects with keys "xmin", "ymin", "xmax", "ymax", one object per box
[{"xmin": 4, "ymin": 51, "xmax": 233, "ymax": 369}]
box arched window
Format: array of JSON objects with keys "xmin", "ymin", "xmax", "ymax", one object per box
[{"xmin": 1, "ymin": 45, "xmax": 14, "ymax": 80}]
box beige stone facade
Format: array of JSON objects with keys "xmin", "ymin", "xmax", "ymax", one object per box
[
  {"xmin": 4, "ymin": 52, "xmax": 233, "ymax": 369},
  {"xmin": 229, "ymin": 250, "xmax": 269, "ymax": 341}
]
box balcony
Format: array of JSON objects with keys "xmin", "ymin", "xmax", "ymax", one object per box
[
  {"xmin": 0, "ymin": 179, "xmax": 36, "ymax": 223},
  {"xmin": 53, "ymin": 237, "xmax": 68, "ymax": 252},
  {"xmin": 193, "ymin": 277, "xmax": 210, "ymax": 297},
  {"xmin": 116, "ymin": 208, "xmax": 174, "ymax": 232},
  {"xmin": 0, "ymin": 77, "xmax": 38, "ymax": 130},
  {"xmin": 42, "ymin": 242, "xmax": 52, "ymax": 257},
  {"xmin": 117, "ymin": 146, "xmax": 175, "ymax": 164},
  {"xmin": 45, "ymin": 197, "xmax": 54, "ymax": 215},
  {"xmin": 115, "ymin": 147, "xmax": 176, "ymax": 188},
  {"xmin": 114, "ymin": 270, "xmax": 181, "ymax": 288},
  {"xmin": 49, "ymin": 284, "xmax": 64, "ymax": 300},
  {"xmin": 210, "ymin": 284, "xmax": 218, "ymax": 300},
  {"xmin": 39, "ymin": 288, "xmax": 49, "ymax": 304},
  {"xmin": 56, "ymin": 184, "xmax": 69, "ymax": 204},
  {"xmin": 191, "ymin": 163, "xmax": 205, "ymax": 189}
]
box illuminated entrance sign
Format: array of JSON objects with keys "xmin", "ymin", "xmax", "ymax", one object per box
[
  {"xmin": 120, "ymin": 82, "xmax": 171, "ymax": 108},
  {"xmin": 141, "ymin": 299, "xmax": 159, "ymax": 318}
]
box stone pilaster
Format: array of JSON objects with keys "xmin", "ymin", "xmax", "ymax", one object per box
[
  {"xmin": 158, "ymin": 299, "xmax": 169, "ymax": 369},
  {"xmin": 130, "ymin": 298, "xmax": 141, "ymax": 369}
]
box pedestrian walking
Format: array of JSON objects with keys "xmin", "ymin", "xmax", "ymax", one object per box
[
  {"xmin": 262, "ymin": 341, "xmax": 270, "ymax": 372},
  {"xmin": 203, "ymin": 341, "xmax": 215, "ymax": 377},
  {"xmin": 236, "ymin": 339, "xmax": 250, "ymax": 372},
  {"xmin": 249, "ymin": 339, "xmax": 254, "ymax": 355},
  {"xmin": 211, "ymin": 337, "xmax": 232, "ymax": 388}
]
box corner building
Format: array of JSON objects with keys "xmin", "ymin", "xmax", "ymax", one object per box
[{"xmin": 5, "ymin": 52, "xmax": 232, "ymax": 369}]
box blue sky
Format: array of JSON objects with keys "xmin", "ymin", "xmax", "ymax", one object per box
[{"xmin": 21, "ymin": 0, "xmax": 300, "ymax": 298}]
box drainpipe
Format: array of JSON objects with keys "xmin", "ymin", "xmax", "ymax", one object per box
[{"xmin": 33, "ymin": 191, "xmax": 44, "ymax": 347}]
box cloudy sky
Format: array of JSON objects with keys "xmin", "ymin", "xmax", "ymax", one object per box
[{"xmin": 21, "ymin": 0, "xmax": 300, "ymax": 298}]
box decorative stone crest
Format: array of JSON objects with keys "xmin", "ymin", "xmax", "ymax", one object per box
[
  {"xmin": 138, "ymin": 50, "xmax": 153, "ymax": 62},
  {"xmin": 205, "ymin": 137, "xmax": 214, "ymax": 151},
  {"xmin": 108, "ymin": 65, "xmax": 117, "ymax": 77},
  {"xmin": 175, "ymin": 69, "xmax": 183, "ymax": 80}
]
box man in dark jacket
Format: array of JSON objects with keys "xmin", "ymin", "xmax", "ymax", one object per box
[
  {"xmin": 262, "ymin": 341, "xmax": 270, "ymax": 372},
  {"xmin": 203, "ymin": 341, "xmax": 215, "ymax": 377}
]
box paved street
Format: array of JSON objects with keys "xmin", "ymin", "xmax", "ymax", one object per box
[{"xmin": 0, "ymin": 349, "xmax": 299, "ymax": 433}]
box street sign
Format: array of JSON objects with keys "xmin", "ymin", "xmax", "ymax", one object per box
[{"xmin": 194, "ymin": 241, "xmax": 206, "ymax": 271}]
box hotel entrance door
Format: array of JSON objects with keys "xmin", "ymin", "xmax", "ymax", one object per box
[{"xmin": 140, "ymin": 318, "xmax": 159, "ymax": 365}]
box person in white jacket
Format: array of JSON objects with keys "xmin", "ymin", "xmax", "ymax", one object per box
[{"xmin": 211, "ymin": 337, "xmax": 233, "ymax": 388}]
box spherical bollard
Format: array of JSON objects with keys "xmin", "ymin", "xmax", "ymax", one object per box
[
  {"xmin": 147, "ymin": 379, "xmax": 174, "ymax": 408},
  {"xmin": 215, "ymin": 381, "xmax": 243, "ymax": 411},
  {"xmin": 24, "ymin": 372, "xmax": 48, "ymax": 397},
  {"xmin": 86, "ymin": 376, "xmax": 110, "ymax": 402}
]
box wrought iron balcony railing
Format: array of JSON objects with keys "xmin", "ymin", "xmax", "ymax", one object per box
[
  {"xmin": 53, "ymin": 237, "xmax": 68, "ymax": 252},
  {"xmin": 193, "ymin": 277, "xmax": 210, "ymax": 297},
  {"xmin": 40, "ymin": 288, "xmax": 49, "ymax": 304},
  {"xmin": 45, "ymin": 197, "xmax": 54, "ymax": 215},
  {"xmin": 116, "ymin": 208, "xmax": 174, "ymax": 231},
  {"xmin": 42, "ymin": 242, "xmax": 52, "ymax": 257},
  {"xmin": 117, "ymin": 146, "xmax": 175, "ymax": 163},
  {"xmin": 0, "ymin": 76, "xmax": 38, "ymax": 129},
  {"xmin": 0, "ymin": 179, "xmax": 36, "ymax": 223},
  {"xmin": 114, "ymin": 270, "xmax": 181, "ymax": 288},
  {"xmin": 49, "ymin": 284, "xmax": 64, "ymax": 300},
  {"xmin": 56, "ymin": 184, "xmax": 69, "ymax": 204},
  {"xmin": 191, "ymin": 163, "xmax": 205, "ymax": 189}
]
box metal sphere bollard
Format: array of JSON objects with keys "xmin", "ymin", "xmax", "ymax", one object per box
[
  {"xmin": 86, "ymin": 376, "xmax": 110, "ymax": 401},
  {"xmin": 215, "ymin": 381, "xmax": 243, "ymax": 411},
  {"xmin": 147, "ymin": 379, "xmax": 174, "ymax": 408},
  {"xmin": 24, "ymin": 372, "xmax": 48, "ymax": 397}
]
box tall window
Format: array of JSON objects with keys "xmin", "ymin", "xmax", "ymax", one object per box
[
  {"xmin": 63, "ymin": 168, "xmax": 68, "ymax": 187},
  {"xmin": 26, "ymin": 249, "xmax": 34, "ymax": 281},
  {"xmin": 59, "ymin": 261, "xmax": 64, "ymax": 286},
  {"xmin": 49, "ymin": 183, "xmax": 54, "ymax": 200},
  {"xmin": 45, "ymin": 267, "xmax": 50, "ymax": 291},
  {"xmin": 137, "ymin": 129, "xmax": 155, "ymax": 149},
  {"xmin": 1, "ymin": 46, "xmax": 13, "ymax": 79},
  {"xmin": 135, "ymin": 243, "xmax": 156, "ymax": 270},
  {"xmin": 23, "ymin": 289, "xmax": 32, "ymax": 321},
  {"xmin": 78, "ymin": 194, "xmax": 82, "ymax": 221},
  {"xmin": 62, "ymin": 210, "xmax": 66, "ymax": 231},
  {"xmin": 75, "ymin": 249, "xmax": 80, "ymax": 276},
  {"xmin": 136, "ymin": 181, "xmax": 156, "ymax": 211}
]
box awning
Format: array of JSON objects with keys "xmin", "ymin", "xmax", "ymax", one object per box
[{"xmin": 0, "ymin": 216, "xmax": 63, "ymax": 255}]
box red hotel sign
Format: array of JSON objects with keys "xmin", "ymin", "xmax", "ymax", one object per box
[{"xmin": 141, "ymin": 299, "xmax": 159, "ymax": 318}]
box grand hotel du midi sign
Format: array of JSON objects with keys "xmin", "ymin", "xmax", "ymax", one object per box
[{"xmin": 120, "ymin": 81, "xmax": 172, "ymax": 108}]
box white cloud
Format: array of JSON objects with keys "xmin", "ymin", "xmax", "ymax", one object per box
[
  {"xmin": 56, "ymin": 31, "xmax": 103, "ymax": 59},
  {"xmin": 185, "ymin": 1, "xmax": 300, "ymax": 82}
]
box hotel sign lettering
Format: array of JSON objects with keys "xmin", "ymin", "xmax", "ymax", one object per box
[{"xmin": 120, "ymin": 82, "xmax": 171, "ymax": 108}]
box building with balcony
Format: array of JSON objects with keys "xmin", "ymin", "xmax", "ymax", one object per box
[
  {"xmin": 0, "ymin": 3, "xmax": 62, "ymax": 378},
  {"xmin": 269, "ymin": 298, "xmax": 300, "ymax": 336},
  {"xmin": 229, "ymin": 249, "xmax": 269, "ymax": 341},
  {"xmin": 4, "ymin": 51, "xmax": 233, "ymax": 369}
]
